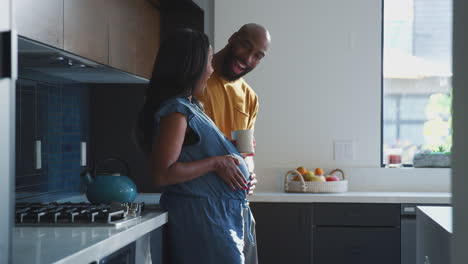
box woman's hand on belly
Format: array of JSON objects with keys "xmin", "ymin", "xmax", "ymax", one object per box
[{"xmin": 214, "ymin": 155, "xmax": 248, "ymax": 191}]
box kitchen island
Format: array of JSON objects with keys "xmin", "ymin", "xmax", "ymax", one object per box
[{"xmin": 416, "ymin": 206, "xmax": 452, "ymax": 264}]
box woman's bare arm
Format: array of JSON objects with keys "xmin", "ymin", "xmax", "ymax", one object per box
[{"xmin": 150, "ymin": 112, "xmax": 247, "ymax": 190}]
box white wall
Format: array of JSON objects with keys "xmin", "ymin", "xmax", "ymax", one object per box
[
  {"xmin": 0, "ymin": 0, "xmax": 11, "ymax": 31},
  {"xmin": 214, "ymin": 0, "xmax": 450, "ymax": 192},
  {"xmin": 215, "ymin": 0, "xmax": 376, "ymax": 189}
]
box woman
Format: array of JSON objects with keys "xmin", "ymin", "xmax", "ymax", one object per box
[{"xmin": 137, "ymin": 29, "xmax": 254, "ymax": 263}]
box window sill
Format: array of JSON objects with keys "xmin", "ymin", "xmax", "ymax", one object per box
[{"xmin": 343, "ymin": 167, "xmax": 451, "ymax": 192}]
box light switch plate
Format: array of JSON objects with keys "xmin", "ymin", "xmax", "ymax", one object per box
[{"xmin": 334, "ymin": 140, "xmax": 354, "ymax": 161}]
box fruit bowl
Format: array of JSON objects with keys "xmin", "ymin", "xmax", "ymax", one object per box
[{"xmin": 284, "ymin": 169, "xmax": 348, "ymax": 193}]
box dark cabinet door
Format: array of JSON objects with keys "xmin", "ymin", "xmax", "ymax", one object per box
[
  {"xmin": 150, "ymin": 225, "xmax": 168, "ymax": 264},
  {"xmin": 250, "ymin": 203, "xmax": 313, "ymax": 264},
  {"xmin": 314, "ymin": 203, "xmax": 401, "ymax": 227},
  {"xmin": 314, "ymin": 227, "xmax": 400, "ymax": 264}
]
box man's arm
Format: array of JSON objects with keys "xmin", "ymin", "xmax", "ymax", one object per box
[
  {"xmin": 247, "ymin": 94, "xmax": 259, "ymax": 130},
  {"xmin": 246, "ymin": 94, "xmax": 259, "ymax": 194}
]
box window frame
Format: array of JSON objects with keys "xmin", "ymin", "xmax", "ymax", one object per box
[{"xmin": 380, "ymin": 0, "xmax": 453, "ymax": 168}]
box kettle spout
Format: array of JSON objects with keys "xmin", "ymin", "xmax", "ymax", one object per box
[{"xmin": 81, "ymin": 169, "xmax": 93, "ymax": 185}]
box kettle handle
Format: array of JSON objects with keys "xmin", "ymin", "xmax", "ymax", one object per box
[{"xmin": 94, "ymin": 156, "xmax": 131, "ymax": 178}]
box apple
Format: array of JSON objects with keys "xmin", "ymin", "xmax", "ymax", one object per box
[
  {"xmin": 310, "ymin": 175, "xmax": 326, "ymax": 182},
  {"xmin": 303, "ymin": 171, "xmax": 315, "ymax": 181},
  {"xmin": 292, "ymin": 175, "xmax": 302, "ymax": 182},
  {"xmin": 325, "ymin": 175, "xmax": 340, "ymax": 182}
]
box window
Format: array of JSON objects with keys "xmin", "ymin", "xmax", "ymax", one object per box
[{"xmin": 383, "ymin": 0, "xmax": 452, "ymax": 166}]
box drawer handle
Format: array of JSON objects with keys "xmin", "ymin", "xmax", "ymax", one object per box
[
  {"xmin": 345, "ymin": 212, "xmax": 361, "ymax": 217},
  {"xmin": 346, "ymin": 246, "xmax": 363, "ymax": 255}
]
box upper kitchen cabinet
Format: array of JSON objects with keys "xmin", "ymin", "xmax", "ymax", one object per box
[
  {"xmin": 135, "ymin": 0, "xmax": 160, "ymax": 78},
  {"xmin": 108, "ymin": 0, "xmax": 160, "ymax": 78},
  {"xmin": 64, "ymin": 0, "xmax": 109, "ymax": 65},
  {"xmin": 15, "ymin": 0, "xmax": 64, "ymax": 49}
]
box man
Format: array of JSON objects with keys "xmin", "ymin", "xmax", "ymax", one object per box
[
  {"xmin": 199, "ymin": 23, "xmax": 271, "ymax": 264},
  {"xmin": 199, "ymin": 23, "xmax": 270, "ymax": 190},
  {"xmin": 200, "ymin": 23, "xmax": 270, "ymax": 143}
]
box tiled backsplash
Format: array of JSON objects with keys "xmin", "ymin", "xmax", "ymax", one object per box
[{"xmin": 16, "ymin": 77, "xmax": 89, "ymax": 199}]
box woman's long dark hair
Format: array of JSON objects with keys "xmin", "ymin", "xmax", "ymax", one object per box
[{"xmin": 137, "ymin": 28, "xmax": 210, "ymax": 155}]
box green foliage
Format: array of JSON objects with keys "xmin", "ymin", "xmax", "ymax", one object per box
[
  {"xmin": 423, "ymin": 88, "xmax": 453, "ymax": 152},
  {"xmin": 429, "ymin": 144, "xmax": 451, "ymax": 154}
]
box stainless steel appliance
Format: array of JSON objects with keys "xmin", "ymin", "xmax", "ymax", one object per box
[
  {"xmin": 15, "ymin": 202, "xmax": 145, "ymax": 229},
  {"xmin": 0, "ymin": 1, "xmax": 16, "ymax": 263},
  {"xmin": 401, "ymin": 204, "xmax": 418, "ymax": 264},
  {"xmin": 15, "ymin": 202, "xmax": 145, "ymax": 228}
]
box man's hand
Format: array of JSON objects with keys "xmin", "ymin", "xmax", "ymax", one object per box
[{"xmin": 247, "ymin": 172, "xmax": 257, "ymax": 195}]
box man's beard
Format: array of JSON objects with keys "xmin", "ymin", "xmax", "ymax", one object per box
[{"xmin": 221, "ymin": 48, "xmax": 253, "ymax": 82}]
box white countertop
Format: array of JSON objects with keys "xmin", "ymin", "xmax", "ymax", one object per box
[
  {"xmin": 248, "ymin": 191, "xmax": 451, "ymax": 204},
  {"xmin": 12, "ymin": 191, "xmax": 449, "ymax": 263},
  {"xmin": 54, "ymin": 191, "xmax": 451, "ymax": 205},
  {"xmin": 124, "ymin": 191, "xmax": 450, "ymax": 204},
  {"xmin": 418, "ymin": 206, "xmax": 453, "ymax": 233},
  {"xmin": 13, "ymin": 211, "xmax": 168, "ymax": 264}
]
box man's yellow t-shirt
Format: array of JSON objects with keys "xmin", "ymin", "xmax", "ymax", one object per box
[{"xmin": 199, "ymin": 71, "xmax": 259, "ymax": 140}]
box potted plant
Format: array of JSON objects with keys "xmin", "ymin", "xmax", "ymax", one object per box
[{"xmin": 413, "ymin": 145, "xmax": 451, "ymax": 168}]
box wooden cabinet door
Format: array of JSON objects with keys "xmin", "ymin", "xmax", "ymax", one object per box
[
  {"xmin": 109, "ymin": 0, "xmax": 160, "ymax": 78},
  {"xmin": 64, "ymin": 0, "xmax": 108, "ymax": 64},
  {"xmin": 250, "ymin": 203, "xmax": 313, "ymax": 264},
  {"xmin": 108, "ymin": 0, "xmax": 138, "ymax": 75},
  {"xmin": 135, "ymin": 0, "xmax": 160, "ymax": 79},
  {"xmin": 15, "ymin": 0, "xmax": 64, "ymax": 48},
  {"xmin": 314, "ymin": 227, "xmax": 400, "ymax": 264}
]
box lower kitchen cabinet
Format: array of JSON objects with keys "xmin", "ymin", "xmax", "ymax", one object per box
[
  {"xmin": 251, "ymin": 202, "xmax": 401, "ymax": 264},
  {"xmin": 314, "ymin": 203, "xmax": 401, "ymax": 264},
  {"xmin": 149, "ymin": 225, "xmax": 168, "ymax": 264},
  {"xmin": 314, "ymin": 227, "xmax": 400, "ymax": 264},
  {"xmin": 250, "ymin": 203, "xmax": 314, "ymax": 264}
]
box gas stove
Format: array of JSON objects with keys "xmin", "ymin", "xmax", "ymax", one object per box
[{"xmin": 15, "ymin": 202, "xmax": 145, "ymax": 228}]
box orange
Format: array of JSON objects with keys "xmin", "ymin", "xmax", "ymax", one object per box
[
  {"xmin": 296, "ymin": 166, "xmax": 308, "ymax": 176},
  {"xmin": 314, "ymin": 168, "xmax": 324, "ymax": 176}
]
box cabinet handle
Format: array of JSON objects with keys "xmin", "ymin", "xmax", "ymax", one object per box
[
  {"xmin": 35, "ymin": 140, "xmax": 42, "ymax": 170},
  {"xmin": 347, "ymin": 246, "xmax": 362, "ymax": 255}
]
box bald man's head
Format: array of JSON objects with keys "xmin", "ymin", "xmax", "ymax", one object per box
[
  {"xmin": 220, "ymin": 23, "xmax": 271, "ymax": 81},
  {"xmin": 238, "ymin": 23, "xmax": 271, "ymax": 43}
]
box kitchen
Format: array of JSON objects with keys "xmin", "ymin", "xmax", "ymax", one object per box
[{"xmin": 1, "ymin": 0, "xmax": 468, "ymax": 263}]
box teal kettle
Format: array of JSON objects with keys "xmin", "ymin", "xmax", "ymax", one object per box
[{"xmin": 82, "ymin": 156, "xmax": 137, "ymax": 204}]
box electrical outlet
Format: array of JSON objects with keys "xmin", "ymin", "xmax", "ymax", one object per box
[{"xmin": 334, "ymin": 140, "xmax": 354, "ymax": 161}]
